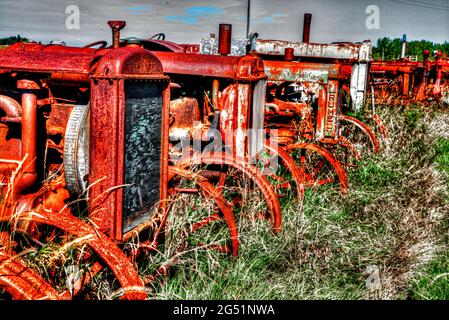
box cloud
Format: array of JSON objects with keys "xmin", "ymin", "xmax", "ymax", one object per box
[
  {"xmin": 260, "ymin": 13, "xmax": 289, "ymax": 24},
  {"xmin": 165, "ymin": 5, "xmax": 224, "ymax": 25},
  {"xmin": 126, "ymin": 4, "xmax": 151, "ymax": 15}
]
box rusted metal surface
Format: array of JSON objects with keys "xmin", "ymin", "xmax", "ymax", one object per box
[
  {"xmin": 0, "ymin": 49, "xmax": 93, "ymax": 74},
  {"xmin": 4, "ymin": 188, "xmax": 147, "ymax": 300},
  {"xmin": 196, "ymin": 22, "xmax": 378, "ymax": 177},
  {"xmin": 264, "ymin": 142, "xmax": 305, "ymax": 200},
  {"xmin": 168, "ymin": 166, "xmax": 239, "ymax": 255},
  {"xmin": 284, "ymin": 48, "xmax": 295, "ymax": 62},
  {"xmin": 218, "ymin": 24, "xmax": 232, "ymax": 56},
  {"xmin": 258, "ymin": 44, "xmax": 375, "ymax": 192},
  {"xmin": 368, "ymin": 47, "xmax": 449, "ymax": 106},
  {"xmin": 285, "ymin": 143, "xmax": 348, "ymax": 194},
  {"xmin": 339, "ymin": 115, "xmax": 380, "ymax": 154},
  {"xmin": 0, "ymin": 187, "xmax": 147, "ymax": 299},
  {"xmin": 0, "ymin": 22, "xmax": 179, "ymax": 298},
  {"xmin": 14, "ymin": 80, "xmax": 38, "ymax": 194},
  {"xmin": 108, "ymin": 20, "xmax": 126, "ymax": 49},
  {"xmin": 0, "ymin": 19, "xmax": 292, "ymax": 299},
  {"xmin": 254, "ymin": 39, "xmax": 372, "ymax": 62},
  {"xmin": 0, "ymin": 251, "xmax": 65, "ymax": 300},
  {"xmin": 369, "ymin": 58, "xmax": 427, "ymax": 105},
  {"xmin": 152, "ymin": 51, "xmax": 266, "ymax": 81},
  {"xmin": 263, "ymin": 60, "xmax": 338, "ymax": 83},
  {"xmin": 302, "ymin": 13, "xmax": 312, "ymax": 43},
  {"xmin": 0, "ymin": 95, "xmax": 21, "ymax": 122},
  {"xmin": 86, "ymin": 47, "xmax": 169, "ymax": 239},
  {"xmin": 0, "ymin": 17, "xmax": 384, "ymax": 299},
  {"xmin": 198, "ymin": 13, "xmax": 371, "ymax": 112},
  {"xmin": 175, "ymin": 152, "xmax": 282, "ymax": 233},
  {"xmin": 153, "ymin": 46, "xmax": 283, "ymax": 232},
  {"xmin": 249, "ymin": 25, "xmax": 371, "ymax": 112}
]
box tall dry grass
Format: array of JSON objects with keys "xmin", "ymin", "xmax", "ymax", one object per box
[{"xmin": 148, "ymin": 105, "xmax": 449, "ymax": 300}]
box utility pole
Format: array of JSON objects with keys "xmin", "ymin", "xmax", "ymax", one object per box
[{"xmin": 246, "ymin": 0, "xmax": 251, "ymax": 38}]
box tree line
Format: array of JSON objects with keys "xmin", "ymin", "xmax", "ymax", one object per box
[
  {"xmin": 373, "ymin": 37, "xmax": 449, "ymax": 61},
  {"xmin": 0, "ymin": 35, "xmax": 29, "ymax": 45}
]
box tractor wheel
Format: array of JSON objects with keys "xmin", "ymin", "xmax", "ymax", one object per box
[
  {"xmin": 337, "ymin": 114, "xmax": 380, "ymax": 164},
  {"xmin": 165, "ymin": 166, "xmax": 239, "ymax": 256},
  {"xmin": 0, "ymin": 250, "xmax": 65, "ymax": 300},
  {"xmin": 285, "ymin": 143, "xmax": 348, "ymax": 195},
  {"xmin": 257, "ymin": 143, "xmax": 305, "ymax": 202},
  {"xmin": 174, "ymin": 151, "xmax": 282, "ymax": 234},
  {"xmin": 0, "ymin": 189, "xmax": 147, "ymax": 300}
]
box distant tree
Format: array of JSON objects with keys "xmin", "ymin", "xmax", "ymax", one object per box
[
  {"xmin": 0, "ymin": 35, "xmax": 29, "ymax": 45},
  {"xmin": 372, "ymin": 37, "xmax": 448, "ymax": 61}
]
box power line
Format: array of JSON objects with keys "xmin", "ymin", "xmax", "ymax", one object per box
[
  {"xmin": 387, "ymin": 0, "xmax": 449, "ymax": 11},
  {"xmin": 403, "ymin": 0, "xmax": 449, "ymax": 9},
  {"xmin": 391, "ymin": 0, "xmax": 449, "ymax": 10}
]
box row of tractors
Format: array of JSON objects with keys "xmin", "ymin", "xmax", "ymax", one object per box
[{"xmin": 0, "ymin": 14, "xmax": 446, "ymax": 299}]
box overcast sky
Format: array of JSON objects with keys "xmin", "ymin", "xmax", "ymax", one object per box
[{"xmin": 0, "ymin": 0, "xmax": 448, "ymax": 46}]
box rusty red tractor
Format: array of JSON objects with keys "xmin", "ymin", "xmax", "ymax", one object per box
[
  {"xmin": 244, "ymin": 37, "xmax": 381, "ymax": 191},
  {"xmin": 191, "ymin": 17, "xmax": 383, "ymax": 195},
  {"xmin": 131, "ymin": 17, "xmax": 382, "ymax": 198},
  {"xmin": 369, "ymin": 35, "xmax": 448, "ymax": 106},
  {"xmin": 0, "ymin": 21, "xmax": 290, "ymax": 299},
  {"xmin": 0, "ymin": 32, "xmax": 165, "ymax": 299}
]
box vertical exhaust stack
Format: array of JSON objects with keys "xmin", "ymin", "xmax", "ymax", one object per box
[
  {"xmin": 401, "ymin": 34, "xmax": 407, "ymax": 59},
  {"xmin": 218, "ymin": 24, "xmax": 232, "ymax": 56},
  {"xmin": 423, "ymin": 49, "xmax": 430, "ymax": 67},
  {"xmin": 108, "ymin": 20, "xmax": 126, "ymax": 49},
  {"xmin": 284, "ymin": 48, "xmax": 295, "ymax": 61},
  {"xmin": 302, "ymin": 13, "xmax": 312, "ymax": 43}
]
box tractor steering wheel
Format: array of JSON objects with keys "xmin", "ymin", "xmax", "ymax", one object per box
[
  {"xmin": 149, "ymin": 33, "xmax": 166, "ymax": 41},
  {"xmin": 83, "ymin": 40, "xmax": 107, "ymax": 49}
]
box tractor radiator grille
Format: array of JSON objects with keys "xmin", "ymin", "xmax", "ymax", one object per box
[{"xmin": 123, "ymin": 81, "xmax": 162, "ymax": 233}]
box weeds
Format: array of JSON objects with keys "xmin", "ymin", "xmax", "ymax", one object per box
[{"xmin": 153, "ymin": 105, "xmax": 449, "ymax": 300}]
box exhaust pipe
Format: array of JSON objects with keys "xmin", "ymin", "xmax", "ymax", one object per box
[
  {"xmin": 423, "ymin": 49, "xmax": 430, "ymax": 66},
  {"xmin": 15, "ymin": 79, "xmax": 39, "ymax": 194},
  {"xmin": 284, "ymin": 48, "xmax": 294, "ymax": 61},
  {"xmin": 108, "ymin": 20, "xmax": 126, "ymax": 49},
  {"xmin": 302, "ymin": 13, "xmax": 312, "ymax": 43},
  {"xmin": 400, "ymin": 34, "xmax": 407, "ymax": 59},
  {"xmin": 218, "ymin": 24, "xmax": 232, "ymax": 56}
]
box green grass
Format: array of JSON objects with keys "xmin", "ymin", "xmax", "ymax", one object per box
[
  {"xmin": 411, "ymin": 252, "xmax": 449, "ymax": 300},
  {"xmin": 434, "ymin": 139, "xmax": 449, "ymax": 177},
  {"xmin": 407, "ymin": 137, "xmax": 449, "ymax": 300}
]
